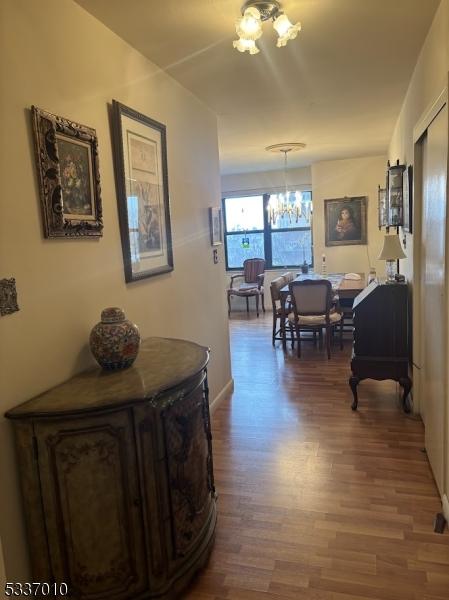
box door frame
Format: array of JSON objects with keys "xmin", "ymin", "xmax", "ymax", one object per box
[{"xmin": 412, "ymin": 83, "xmax": 449, "ymax": 520}]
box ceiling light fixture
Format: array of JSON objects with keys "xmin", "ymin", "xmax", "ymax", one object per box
[
  {"xmin": 233, "ymin": 1, "xmax": 301, "ymax": 55},
  {"xmin": 265, "ymin": 143, "xmax": 307, "ymax": 224}
]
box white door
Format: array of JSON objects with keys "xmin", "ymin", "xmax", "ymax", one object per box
[{"xmin": 420, "ymin": 103, "xmax": 448, "ymax": 496}]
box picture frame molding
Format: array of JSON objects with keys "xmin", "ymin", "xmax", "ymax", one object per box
[
  {"xmin": 111, "ymin": 100, "xmax": 174, "ymax": 283},
  {"xmin": 31, "ymin": 105, "xmax": 103, "ymax": 238}
]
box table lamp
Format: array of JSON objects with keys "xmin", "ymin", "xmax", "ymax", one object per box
[{"xmin": 378, "ymin": 234, "xmax": 406, "ymax": 282}]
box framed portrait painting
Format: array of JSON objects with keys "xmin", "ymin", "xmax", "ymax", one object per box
[
  {"xmin": 111, "ymin": 100, "xmax": 173, "ymax": 282},
  {"xmin": 31, "ymin": 106, "xmax": 103, "ymax": 237},
  {"xmin": 324, "ymin": 196, "xmax": 367, "ymax": 246}
]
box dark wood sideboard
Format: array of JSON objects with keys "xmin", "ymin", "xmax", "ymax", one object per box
[
  {"xmin": 6, "ymin": 337, "xmax": 217, "ymax": 600},
  {"xmin": 349, "ymin": 281, "xmax": 412, "ymax": 412}
]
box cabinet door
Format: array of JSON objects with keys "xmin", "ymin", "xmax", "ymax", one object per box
[
  {"xmin": 35, "ymin": 409, "xmax": 148, "ymax": 599},
  {"xmin": 160, "ymin": 377, "xmax": 215, "ymax": 561}
]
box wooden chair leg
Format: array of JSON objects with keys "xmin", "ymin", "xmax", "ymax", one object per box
[
  {"xmin": 289, "ymin": 322, "xmax": 295, "ymax": 349},
  {"xmin": 227, "ymin": 292, "xmax": 231, "ymax": 316},
  {"xmin": 272, "ymin": 314, "xmax": 277, "ymax": 346},
  {"xmin": 340, "ymin": 318, "xmax": 344, "ymax": 350},
  {"xmin": 318, "ymin": 329, "xmax": 323, "ymax": 350},
  {"xmin": 246, "ymin": 297, "xmax": 249, "ymax": 313},
  {"xmin": 295, "ymin": 324, "xmax": 301, "ymax": 357},
  {"xmin": 255, "ymin": 294, "xmax": 259, "ymax": 317},
  {"xmin": 262, "ymin": 293, "xmax": 265, "ymax": 312},
  {"xmin": 313, "ymin": 330, "xmax": 317, "ymax": 346},
  {"xmin": 326, "ymin": 326, "xmax": 331, "ymax": 359}
]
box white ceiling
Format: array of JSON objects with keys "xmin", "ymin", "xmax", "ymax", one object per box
[{"xmin": 76, "ymin": 0, "xmax": 439, "ymax": 174}]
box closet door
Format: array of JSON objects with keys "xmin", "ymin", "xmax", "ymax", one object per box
[{"xmin": 420, "ymin": 103, "xmax": 448, "ymax": 496}]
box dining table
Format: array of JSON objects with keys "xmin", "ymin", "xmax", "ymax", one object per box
[{"xmin": 279, "ymin": 272, "xmax": 366, "ymax": 349}]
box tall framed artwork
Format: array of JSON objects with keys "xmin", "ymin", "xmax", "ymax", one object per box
[
  {"xmin": 111, "ymin": 100, "xmax": 173, "ymax": 282},
  {"xmin": 324, "ymin": 197, "xmax": 367, "ymax": 246},
  {"xmin": 31, "ymin": 106, "xmax": 103, "ymax": 238}
]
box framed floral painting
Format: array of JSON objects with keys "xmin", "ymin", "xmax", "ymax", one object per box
[
  {"xmin": 111, "ymin": 100, "xmax": 174, "ymax": 282},
  {"xmin": 31, "ymin": 106, "xmax": 103, "ymax": 237}
]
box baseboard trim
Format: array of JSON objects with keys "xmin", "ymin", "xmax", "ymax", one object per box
[
  {"xmin": 210, "ymin": 378, "xmax": 234, "ymax": 415},
  {"xmin": 442, "ymin": 494, "xmax": 449, "ymax": 523}
]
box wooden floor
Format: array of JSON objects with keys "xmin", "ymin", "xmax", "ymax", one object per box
[{"xmin": 184, "ymin": 312, "xmax": 449, "ymax": 600}]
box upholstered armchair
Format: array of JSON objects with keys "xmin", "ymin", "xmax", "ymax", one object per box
[{"xmin": 227, "ymin": 258, "xmax": 266, "ymax": 317}]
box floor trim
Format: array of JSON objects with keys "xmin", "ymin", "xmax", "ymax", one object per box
[{"xmin": 210, "ymin": 378, "xmax": 234, "ymax": 415}]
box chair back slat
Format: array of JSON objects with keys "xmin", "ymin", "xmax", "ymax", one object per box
[
  {"xmin": 243, "ymin": 258, "xmax": 265, "ymax": 283},
  {"xmin": 289, "ymin": 280, "xmax": 332, "ymax": 316},
  {"xmin": 270, "ymin": 276, "xmax": 285, "ymax": 309}
]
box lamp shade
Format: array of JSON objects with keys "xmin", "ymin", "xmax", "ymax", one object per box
[{"xmin": 378, "ymin": 234, "xmax": 406, "ymax": 260}]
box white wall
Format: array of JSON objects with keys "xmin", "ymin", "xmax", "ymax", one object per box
[
  {"xmin": 389, "ymin": 0, "xmax": 449, "ymax": 282},
  {"xmin": 0, "ymin": 0, "xmax": 231, "ymax": 580},
  {"xmin": 221, "ymin": 166, "xmax": 312, "ymax": 197},
  {"xmin": 312, "ymin": 156, "xmax": 387, "ymax": 276}
]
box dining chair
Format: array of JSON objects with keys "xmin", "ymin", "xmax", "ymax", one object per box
[
  {"xmin": 288, "ymin": 279, "xmax": 343, "ymax": 359},
  {"xmin": 227, "ymin": 258, "xmax": 265, "ymax": 317},
  {"xmin": 270, "ymin": 275, "xmax": 288, "ymax": 345}
]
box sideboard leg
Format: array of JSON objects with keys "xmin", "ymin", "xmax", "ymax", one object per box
[
  {"xmin": 399, "ymin": 376, "xmax": 412, "ymax": 413},
  {"xmin": 349, "ymin": 375, "xmax": 360, "ymax": 410}
]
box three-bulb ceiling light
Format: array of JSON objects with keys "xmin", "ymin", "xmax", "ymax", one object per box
[
  {"xmin": 266, "ymin": 143, "xmax": 307, "ymax": 224},
  {"xmin": 233, "ymin": 1, "xmax": 301, "ymax": 55}
]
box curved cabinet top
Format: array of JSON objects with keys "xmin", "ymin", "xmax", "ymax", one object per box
[{"xmin": 6, "ymin": 337, "xmax": 209, "ymax": 420}]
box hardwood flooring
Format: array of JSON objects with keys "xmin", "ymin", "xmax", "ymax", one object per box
[{"xmin": 184, "ymin": 312, "xmax": 449, "ymax": 600}]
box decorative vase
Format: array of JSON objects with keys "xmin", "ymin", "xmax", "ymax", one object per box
[
  {"xmin": 90, "ymin": 307, "xmax": 140, "ymax": 370},
  {"xmin": 300, "ymin": 260, "xmax": 309, "ymax": 274}
]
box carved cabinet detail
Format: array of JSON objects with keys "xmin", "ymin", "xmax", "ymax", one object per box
[{"xmin": 6, "ymin": 338, "xmax": 217, "ymax": 600}]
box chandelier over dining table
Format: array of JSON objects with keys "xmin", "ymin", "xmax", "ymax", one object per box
[{"xmin": 265, "ymin": 143, "xmax": 309, "ymax": 225}]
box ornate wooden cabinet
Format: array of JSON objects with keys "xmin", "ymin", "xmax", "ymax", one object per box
[
  {"xmin": 349, "ymin": 281, "xmax": 412, "ymax": 412},
  {"xmin": 6, "ymin": 338, "xmax": 217, "ymax": 600}
]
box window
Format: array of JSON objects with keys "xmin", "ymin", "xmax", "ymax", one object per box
[{"xmin": 223, "ymin": 191, "xmax": 312, "ymax": 270}]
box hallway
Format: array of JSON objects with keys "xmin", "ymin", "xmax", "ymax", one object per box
[{"xmin": 185, "ymin": 313, "xmax": 449, "ymax": 599}]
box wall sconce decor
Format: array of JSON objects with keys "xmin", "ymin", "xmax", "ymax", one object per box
[
  {"xmin": 378, "ymin": 160, "xmax": 407, "ymax": 230},
  {"xmin": 378, "ymin": 185, "xmax": 387, "ymax": 229},
  {"xmin": 402, "ymin": 165, "xmax": 413, "ymax": 233},
  {"xmin": 387, "ymin": 160, "xmax": 406, "ymax": 227}
]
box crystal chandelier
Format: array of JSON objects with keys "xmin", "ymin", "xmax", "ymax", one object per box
[
  {"xmin": 266, "ymin": 143, "xmax": 307, "ymax": 224},
  {"xmin": 233, "ymin": 1, "xmax": 301, "ymax": 55}
]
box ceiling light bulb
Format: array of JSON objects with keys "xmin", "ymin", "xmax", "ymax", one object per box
[
  {"xmin": 273, "ymin": 13, "xmax": 301, "ymax": 47},
  {"xmin": 233, "ymin": 37, "xmax": 260, "ymax": 54},
  {"xmin": 236, "ymin": 7, "xmax": 263, "ymax": 40}
]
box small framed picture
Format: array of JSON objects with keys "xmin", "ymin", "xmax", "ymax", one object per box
[
  {"xmin": 31, "ymin": 106, "xmax": 103, "ymax": 237},
  {"xmin": 111, "ymin": 100, "xmax": 174, "ymax": 282},
  {"xmin": 209, "ymin": 207, "xmax": 223, "ymax": 246},
  {"xmin": 403, "ymin": 165, "xmax": 413, "ymax": 233}
]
